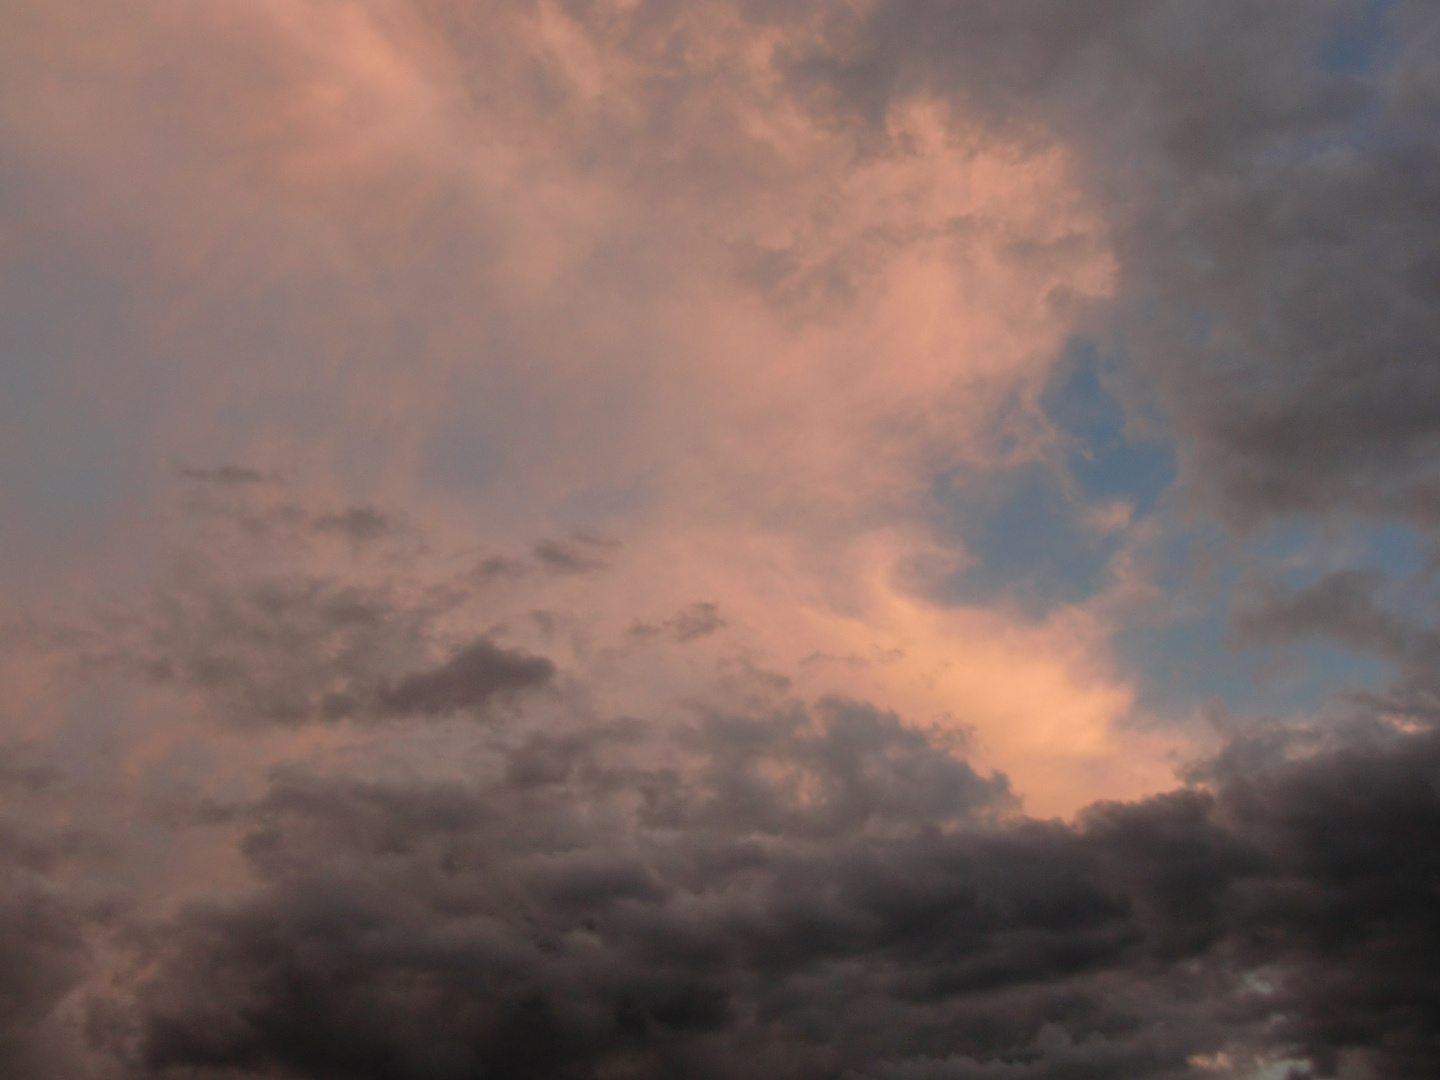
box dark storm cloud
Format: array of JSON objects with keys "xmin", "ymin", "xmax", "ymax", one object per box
[
  {"xmin": 123, "ymin": 708, "xmax": 1440, "ymax": 1080},
  {"xmin": 823, "ymin": 0, "xmax": 1440, "ymax": 523},
  {"xmin": 0, "ymin": 748, "xmax": 95, "ymax": 1080},
  {"xmin": 0, "ymin": 882, "xmax": 87, "ymax": 1078},
  {"xmin": 1196, "ymin": 722, "xmax": 1440, "ymax": 1078}
]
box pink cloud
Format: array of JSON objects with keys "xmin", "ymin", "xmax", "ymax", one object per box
[{"xmin": 5, "ymin": 0, "xmax": 1173, "ymax": 842}]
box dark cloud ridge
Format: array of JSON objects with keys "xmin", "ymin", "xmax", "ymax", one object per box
[{"xmin": 118, "ymin": 713, "xmax": 1440, "ymax": 1080}]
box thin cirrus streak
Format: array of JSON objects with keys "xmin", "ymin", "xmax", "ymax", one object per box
[{"xmin": 1, "ymin": 2, "xmax": 1439, "ymax": 1079}]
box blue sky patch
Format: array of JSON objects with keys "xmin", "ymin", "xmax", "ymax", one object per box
[{"xmin": 930, "ymin": 339, "xmax": 1175, "ymax": 615}]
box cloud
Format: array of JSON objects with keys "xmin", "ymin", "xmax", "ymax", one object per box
[
  {"xmin": 666, "ymin": 602, "xmax": 726, "ymax": 643},
  {"xmin": 312, "ymin": 506, "xmax": 390, "ymax": 542},
  {"xmin": 0, "ymin": 0, "xmax": 1161, "ymax": 813},
  {"xmin": 630, "ymin": 602, "xmax": 727, "ymax": 644},
  {"xmin": 830, "ymin": 0, "xmax": 1440, "ymax": 524},
  {"xmin": 533, "ymin": 538, "xmax": 616, "ymax": 577},
  {"xmin": 1231, "ymin": 570, "xmax": 1415, "ymax": 657},
  {"xmin": 0, "ymin": 748, "xmax": 96, "ymax": 1079},
  {"xmin": 1229, "ymin": 569, "xmax": 1440, "ymax": 714},
  {"xmin": 178, "ymin": 466, "xmax": 279, "ymax": 486},
  {"xmin": 0, "ymin": 487, "xmax": 1430, "ymax": 1078},
  {"xmin": 4, "ymin": 1, "xmax": 1440, "ymax": 1077},
  {"xmin": 44, "ymin": 509, "xmax": 552, "ymax": 728},
  {"xmin": 118, "ymin": 709, "xmax": 1440, "ymax": 1080},
  {"xmin": 376, "ymin": 638, "xmax": 556, "ymax": 718}
]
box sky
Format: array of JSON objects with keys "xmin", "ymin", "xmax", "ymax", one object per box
[{"xmin": 0, "ymin": 1, "xmax": 1438, "ymax": 1078}]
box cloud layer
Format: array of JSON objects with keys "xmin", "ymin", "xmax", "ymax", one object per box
[{"xmin": 3, "ymin": 1, "xmax": 1440, "ymax": 1078}]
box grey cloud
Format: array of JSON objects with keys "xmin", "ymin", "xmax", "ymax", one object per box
[
  {"xmin": 139, "ymin": 579, "xmax": 552, "ymax": 724},
  {"xmin": 0, "ymin": 885, "xmax": 88, "ymax": 1078},
  {"xmin": 178, "ymin": 466, "xmax": 278, "ymax": 485},
  {"xmin": 375, "ymin": 638, "xmax": 556, "ymax": 717},
  {"xmin": 128, "ymin": 702, "xmax": 1029, "ymax": 1080},
  {"xmin": 51, "ymin": 486, "xmax": 555, "ymax": 727},
  {"xmin": 1232, "ymin": 570, "xmax": 1415, "ymax": 656},
  {"xmin": 73, "ymin": 519, "xmax": 552, "ymax": 727},
  {"xmin": 312, "ymin": 506, "xmax": 390, "ymax": 542},
  {"xmin": 473, "ymin": 554, "xmax": 530, "ymax": 580},
  {"xmin": 667, "ymin": 602, "xmax": 726, "ymax": 643},
  {"xmin": 533, "ymin": 537, "xmax": 618, "ymax": 576},
  {"xmin": 630, "ymin": 602, "xmax": 727, "ymax": 644},
  {"xmin": 468, "ymin": 537, "xmax": 621, "ymax": 584},
  {"xmin": 1196, "ymin": 720, "xmax": 1440, "ymax": 1078},
  {"xmin": 0, "ymin": 750, "xmax": 95, "ymax": 1080},
  {"xmin": 133, "ymin": 573, "xmax": 415, "ymax": 726},
  {"xmin": 644, "ymin": 697, "xmax": 1013, "ymax": 838},
  {"xmin": 85, "ymin": 487, "xmax": 588, "ymax": 727},
  {"xmin": 1230, "ymin": 570, "xmax": 1440, "ymax": 704}
]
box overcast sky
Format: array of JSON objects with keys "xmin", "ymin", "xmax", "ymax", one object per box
[{"xmin": 1, "ymin": 2, "xmax": 1438, "ymax": 1078}]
